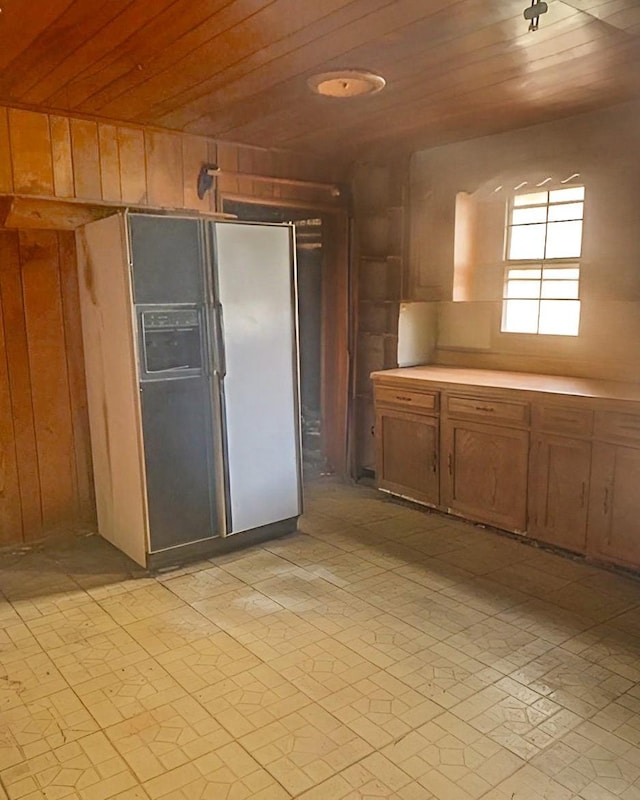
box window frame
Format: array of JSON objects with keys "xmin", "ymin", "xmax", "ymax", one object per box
[{"xmin": 501, "ymin": 185, "xmax": 585, "ymax": 337}]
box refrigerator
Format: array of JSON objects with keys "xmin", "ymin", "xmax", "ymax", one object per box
[{"xmin": 76, "ymin": 212, "xmax": 302, "ymax": 569}]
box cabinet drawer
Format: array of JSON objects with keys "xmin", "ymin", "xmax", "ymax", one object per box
[
  {"xmin": 595, "ymin": 411, "xmax": 640, "ymax": 444},
  {"xmin": 532, "ymin": 405, "xmax": 593, "ymax": 437},
  {"xmin": 446, "ymin": 394, "xmax": 529, "ymax": 426},
  {"xmin": 375, "ymin": 386, "xmax": 438, "ymax": 413}
]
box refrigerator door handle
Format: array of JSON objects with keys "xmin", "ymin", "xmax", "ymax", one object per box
[{"xmin": 214, "ymin": 304, "xmax": 227, "ymax": 379}]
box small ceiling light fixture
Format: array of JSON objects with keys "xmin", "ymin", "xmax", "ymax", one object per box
[
  {"xmin": 524, "ymin": 0, "xmax": 548, "ymax": 31},
  {"xmin": 307, "ymin": 69, "xmax": 386, "ymax": 98}
]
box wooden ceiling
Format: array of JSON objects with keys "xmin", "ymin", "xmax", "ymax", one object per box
[{"xmin": 1, "ymin": 0, "xmax": 639, "ymax": 160}]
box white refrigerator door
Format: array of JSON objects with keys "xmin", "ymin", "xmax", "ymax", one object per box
[{"xmin": 213, "ymin": 222, "xmax": 302, "ymax": 534}]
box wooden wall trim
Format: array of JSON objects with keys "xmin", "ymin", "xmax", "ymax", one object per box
[{"xmin": 0, "ymin": 104, "xmax": 344, "ymax": 214}]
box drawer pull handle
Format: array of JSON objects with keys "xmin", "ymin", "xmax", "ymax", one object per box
[
  {"xmin": 432, "ymin": 451, "xmax": 438, "ymax": 474},
  {"xmin": 474, "ymin": 405, "xmax": 495, "ymax": 412},
  {"xmin": 603, "ymin": 486, "xmax": 610, "ymax": 515},
  {"xmin": 396, "ymin": 395, "xmax": 413, "ymax": 402},
  {"xmin": 448, "ymin": 453, "xmax": 453, "ymax": 476}
]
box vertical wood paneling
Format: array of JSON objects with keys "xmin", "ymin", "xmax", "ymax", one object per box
[
  {"xmin": 117, "ymin": 126, "xmax": 146, "ymax": 204},
  {"xmin": 9, "ymin": 109, "xmax": 54, "ymax": 194},
  {"xmin": 0, "ymin": 290, "xmax": 22, "ymax": 544},
  {"xmin": 58, "ymin": 232, "xmax": 95, "ymax": 523},
  {"xmin": 216, "ymin": 141, "xmax": 241, "ymax": 196},
  {"xmin": 207, "ymin": 140, "xmax": 218, "ymax": 212},
  {"xmin": 182, "ymin": 135, "xmax": 209, "ymax": 212},
  {"xmin": 20, "ymin": 230, "xmax": 77, "ymax": 532},
  {"xmin": 145, "ymin": 130, "xmax": 184, "ymax": 208},
  {"xmin": 0, "ymin": 107, "xmax": 13, "ymax": 193},
  {"xmin": 70, "ymin": 119, "xmax": 102, "ymax": 199},
  {"xmin": 0, "ymin": 231, "xmax": 42, "ymax": 538},
  {"xmin": 50, "ymin": 115, "xmax": 74, "ymax": 198},
  {"xmin": 98, "ymin": 124, "xmax": 121, "ymax": 202}
]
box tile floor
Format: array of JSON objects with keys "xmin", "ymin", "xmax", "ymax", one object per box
[{"xmin": 2, "ymin": 479, "xmax": 640, "ymax": 799}]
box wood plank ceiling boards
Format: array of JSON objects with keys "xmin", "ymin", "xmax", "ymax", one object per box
[{"xmin": 0, "ymin": 0, "xmax": 638, "ymax": 161}]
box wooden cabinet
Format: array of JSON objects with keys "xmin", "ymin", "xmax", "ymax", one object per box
[
  {"xmin": 375, "ymin": 407, "xmax": 439, "ymax": 507},
  {"xmin": 528, "ymin": 434, "xmax": 591, "ymax": 552},
  {"xmin": 371, "ymin": 366, "xmax": 640, "ymax": 573},
  {"xmin": 588, "ymin": 441, "xmax": 640, "ymax": 569},
  {"xmin": 441, "ymin": 418, "xmax": 529, "ymax": 531}
]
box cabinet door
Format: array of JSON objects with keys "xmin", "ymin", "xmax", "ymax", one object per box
[
  {"xmin": 375, "ymin": 408, "xmax": 439, "ymax": 506},
  {"xmin": 528, "ymin": 435, "xmax": 591, "ymax": 552},
  {"xmin": 588, "ymin": 442, "xmax": 640, "ymax": 569},
  {"xmin": 442, "ymin": 419, "xmax": 529, "ymax": 531}
]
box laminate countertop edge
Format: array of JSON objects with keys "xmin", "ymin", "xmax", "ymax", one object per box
[{"xmin": 371, "ymin": 365, "xmax": 640, "ymax": 407}]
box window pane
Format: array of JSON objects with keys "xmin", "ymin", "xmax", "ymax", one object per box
[
  {"xmin": 538, "ymin": 300, "xmax": 580, "ymax": 335},
  {"xmin": 514, "ymin": 191, "xmax": 548, "ymax": 207},
  {"xmin": 507, "ymin": 267, "xmax": 542, "ymax": 280},
  {"xmin": 543, "ymin": 267, "xmax": 580, "ymax": 280},
  {"xmin": 512, "ymin": 206, "xmax": 547, "ymax": 225},
  {"xmin": 541, "ymin": 280, "xmax": 579, "ymax": 299},
  {"xmin": 548, "ymin": 202, "xmax": 583, "ymax": 222},
  {"xmin": 509, "ymin": 224, "xmax": 546, "ymax": 259},
  {"xmin": 549, "ymin": 186, "xmax": 585, "ymax": 203},
  {"xmin": 506, "ymin": 279, "xmax": 541, "ymax": 299},
  {"xmin": 545, "ymin": 220, "xmax": 583, "ymax": 258},
  {"xmin": 502, "ymin": 299, "xmax": 539, "ymax": 333}
]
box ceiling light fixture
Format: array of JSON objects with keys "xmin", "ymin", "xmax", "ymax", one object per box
[{"xmin": 307, "ymin": 70, "xmax": 386, "ymax": 98}]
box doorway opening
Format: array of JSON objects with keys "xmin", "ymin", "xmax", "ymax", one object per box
[{"xmin": 222, "ymin": 199, "xmax": 349, "ymax": 480}]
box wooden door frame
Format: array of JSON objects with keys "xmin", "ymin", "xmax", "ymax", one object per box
[{"xmin": 219, "ymin": 192, "xmax": 351, "ymax": 477}]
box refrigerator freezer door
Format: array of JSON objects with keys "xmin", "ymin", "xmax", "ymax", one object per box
[{"xmin": 213, "ymin": 222, "xmax": 302, "ymax": 534}]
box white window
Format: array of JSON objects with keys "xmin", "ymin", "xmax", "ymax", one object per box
[{"xmin": 502, "ymin": 186, "xmax": 584, "ymax": 336}]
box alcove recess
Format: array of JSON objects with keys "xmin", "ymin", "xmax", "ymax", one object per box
[{"xmin": 352, "ymin": 160, "xmax": 409, "ymax": 476}]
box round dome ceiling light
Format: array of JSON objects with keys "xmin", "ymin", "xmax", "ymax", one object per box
[{"xmin": 307, "ymin": 70, "xmax": 386, "ymax": 98}]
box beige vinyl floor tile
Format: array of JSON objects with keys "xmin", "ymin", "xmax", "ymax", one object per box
[
  {"xmin": 450, "ymin": 677, "xmax": 582, "ymax": 760},
  {"xmin": 0, "ymin": 689, "xmax": 99, "ymax": 766},
  {"xmin": 296, "ymin": 752, "xmax": 429, "ymax": 799},
  {"xmin": 268, "ymin": 637, "xmax": 378, "ymax": 703},
  {"xmin": 445, "ymin": 617, "xmax": 555, "ymax": 675},
  {"xmin": 561, "ymin": 624, "xmax": 640, "ymax": 683},
  {"xmin": 121, "ymin": 607, "xmax": 221, "ymax": 657},
  {"xmin": 2, "ymin": 478, "xmax": 640, "ymax": 799},
  {"xmin": 495, "ymin": 599, "xmax": 595, "ymax": 646},
  {"xmin": 1, "ymin": 731, "xmax": 138, "ymax": 800},
  {"xmin": 238, "ymin": 703, "xmax": 373, "ymax": 795},
  {"xmin": 105, "ymin": 696, "xmax": 232, "ymax": 782},
  {"xmin": 97, "ymin": 585, "xmax": 186, "ymax": 627},
  {"xmin": 160, "ymin": 566, "xmax": 245, "ymax": 604},
  {"xmin": 228, "ymin": 609, "xmax": 325, "ymax": 662},
  {"xmin": 387, "ymin": 642, "xmax": 504, "ymax": 709},
  {"xmin": 480, "ymin": 764, "xmax": 583, "ymax": 799},
  {"xmin": 382, "ymin": 712, "xmax": 524, "ymax": 800},
  {"xmin": 530, "ymin": 720, "xmax": 640, "ymax": 797},
  {"xmin": 332, "ymin": 613, "xmax": 439, "ymax": 670},
  {"xmin": 154, "ymin": 631, "xmax": 262, "ymax": 692},
  {"xmin": 509, "ymin": 647, "xmax": 635, "ymax": 718},
  {"xmin": 392, "ymin": 559, "xmax": 475, "ymax": 592},
  {"xmin": 48, "ymin": 629, "xmax": 149, "ymax": 686},
  {"xmin": 195, "ymin": 662, "xmax": 313, "ymax": 738},
  {"xmin": 71, "ymin": 658, "xmax": 187, "ymax": 729},
  {"xmin": 141, "ymin": 741, "xmax": 289, "ymax": 800},
  {"xmin": 318, "ymin": 670, "xmax": 443, "ymax": 748},
  {"xmin": 590, "ymin": 692, "xmax": 640, "ymax": 748}
]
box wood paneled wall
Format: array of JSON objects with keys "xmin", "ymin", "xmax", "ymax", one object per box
[
  {"xmin": 0, "ymin": 230, "xmax": 94, "ymax": 543},
  {"xmin": 0, "ymin": 106, "xmax": 342, "ymax": 212}
]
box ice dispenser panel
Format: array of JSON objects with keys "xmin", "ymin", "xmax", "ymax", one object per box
[{"xmin": 139, "ymin": 308, "xmax": 204, "ymax": 378}]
